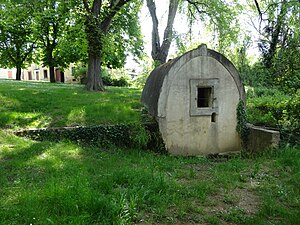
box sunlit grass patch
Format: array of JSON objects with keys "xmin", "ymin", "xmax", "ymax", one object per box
[
  {"xmin": 0, "ymin": 80, "xmax": 142, "ymax": 129},
  {"xmin": 1, "ymin": 81, "xmax": 300, "ymax": 224},
  {"xmin": 1, "ymin": 130, "xmax": 300, "ymax": 224}
]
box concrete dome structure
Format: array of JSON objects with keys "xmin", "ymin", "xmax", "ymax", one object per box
[{"xmin": 141, "ymin": 44, "xmax": 246, "ymax": 155}]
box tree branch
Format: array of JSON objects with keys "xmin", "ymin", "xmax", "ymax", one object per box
[
  {"xmin": 82, "ymin": 0, "xmax": 90, "ymax": 13},
  {"xmin": 185, "ymin": 0, "xmax": 208, "ymax": 14},
  {"xmin": 160, "ymin": 0, "xmax": 179, "ymax": 59},
  {"xmin": 21, "ymin": 43, "xmax": 35, "ymax": 63},
  {"xmin": 146, "ymin": 0, "xmax": 160, "ymax": 60},
  {"xmin": 253, "ymin": 0, "xmax": 263, "ymax": 22},
  {"xmin": 92, "ymin": 0, "xmax": 102, "ymax": 16},
  {"xmin": 100, "ymin": 0, "xmax": 132, "ymax": 33}
]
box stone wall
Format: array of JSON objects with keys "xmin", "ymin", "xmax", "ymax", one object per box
[{"xmin": 247, "ymin": 124, "xmax": 280, "ymax": 152}]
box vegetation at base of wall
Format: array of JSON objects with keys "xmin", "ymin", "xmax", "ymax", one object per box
[
  {"xmin": 16, "ymin": 122, "xmax": 166, "ymax": 153},
  {"xmin": 1, "ymin": 129, "xmax": 300, "ymax": 224},
  {"xmin": 246, "ymin": 86, "xmax": 299, "ymax": 145},
  {"xmin": 236, "ymin": 100, "xmax": 249, "ymax": 148}
]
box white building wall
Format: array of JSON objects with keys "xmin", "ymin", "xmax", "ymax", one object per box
[{"xmin": 158, "ymin": 56, "xmax": 241, "ymax": 155}]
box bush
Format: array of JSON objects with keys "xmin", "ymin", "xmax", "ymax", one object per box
[
  {"xmin": 71, "ymin": 66, "xmax": 131, "ymax": 87},
  {"xmin": 246, "ymin": 87, "xmax": 299, "ymax": 145},
  {"xmin": 102, "ymin": 68, "xmax": 131, "ymax": 87}
]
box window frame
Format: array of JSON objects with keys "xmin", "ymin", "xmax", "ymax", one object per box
[{"xmin": 190, "ymin": 78, "xmax": 219, "ymax": 116}]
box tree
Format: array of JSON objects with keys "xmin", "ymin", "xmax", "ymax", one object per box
[
  {"xmin": 34, "ymin": 0, "xmax": 77, "ymax": 83},
  {"xmin": 254, "ymin": 0, "xmax": 300, "ymax": 91},
  {"xmin": 0, "ymin": 1, "xmax": 36, "ymax": 80},
  {"xmin": 82, "ymin": 0, "xmax": 142, "ymax": 91},
  {"xmin": 146, "ymin": 0, "xmax": 241, "ymax": 67},
  {"xmin": 146, "ymin": 0, "xmax": 179, "ymax": 66}
]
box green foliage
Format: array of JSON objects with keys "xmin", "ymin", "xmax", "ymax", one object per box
[
  {"xmin": 55, "ymin": 15, "xmax": 88, "ymax": 68},
  {"xmin": 236, "ymin": 100, "xmax": 249, "ymax": 148},
  {"xmin": 101, "ymin": 0, "xmax": 144, "ymax": 68},
  {"xmin": 15, "ymin": 111, "xmax": 165, "ymax": 153},
  {"xmin": 256, "ymin": 0, "xmax": 300, "ymax": 93},
  {"xmin": 102, "ymin": 68, "xmax": 131, "ymax": 87},
  {"xmin": 18, "ymin": 124, "xmax": 134, "ymax": 148},
  {"xmin": 0, "ymin": 0, "xmax": 35, "ymax": 71},
  {"xmin": 177, "ymin": 0, "xmax": 242, "ymax": 54},
  {"xmin": 132, "ymin": 57, "xmax": 154, "ymax": 88},
  {"xmin": 246, "ymin": 87, "xmax": 300, "ymax": 145},
  {"xmin": 72, "ymin": 64, "xmax": 87, "ymax": 79},
  {"xmin": 83, "ymin": 0, "xmax": 143, "ymax": 70},
  {"xmin": 33, "ymin": 0, "xmax": 84, "ymax": 70}
]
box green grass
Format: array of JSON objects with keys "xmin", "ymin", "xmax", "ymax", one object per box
[
  {"xmin": 0, "ymin": 80, "xmax": 142, "ymax": 130},
  {"xmin": 1, "ymin": 80, "xmax": 300, "ymax": 224},
  {"xmin": 1, "ymin": 130, "xmax": 300, "ymax": 224}
]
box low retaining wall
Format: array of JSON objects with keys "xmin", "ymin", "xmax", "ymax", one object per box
[
  {"xmin": 15, "ymin": 123, "xmax": 280, "ymax": 154},
  {"xmin": 15, "ymin": 123, "xmax": 165, "ymax": 152},
  {"xmin": 246, "ymin": 124, "xmax": 280, "ymax": 152}
]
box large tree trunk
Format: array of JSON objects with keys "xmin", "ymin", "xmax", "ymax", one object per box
[
  {"xmin": 49, "ymin": 66, "xmax": 55, "ymax": 83},
  {"xmin": 84, "ymin": 27, "xmax": 105, "ymax": 91},
  {"xmin": 16, "ymin": 67, "xmax": 22, "ymax": 80},
  {"xmin": 147, "ymin": 0, "xmax": 179, "ymax": 66},
  {"xmin": 83, "ymin": 0, "xmax": 132, "ymax": 91},
  {"xmin": 86, "ymin": 53, "xmax": 104, "ymax": 91}
]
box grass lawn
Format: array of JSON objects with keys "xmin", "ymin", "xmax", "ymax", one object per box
[
  {"xmin": 0, "ymin": 80, "xmax": 300, "ymax": 224},
  {"xmin": 0, "ymin": 80, "xmax": 142, "ymax": 130}
]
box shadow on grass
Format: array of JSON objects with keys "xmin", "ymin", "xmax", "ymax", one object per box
[
  {"xmin": 0, "ymin": 81, "xmax": 142, "ymax": 130},
  {"xmin": 0, "ymin": 136, "xmax": 173, "ymax": 224}
]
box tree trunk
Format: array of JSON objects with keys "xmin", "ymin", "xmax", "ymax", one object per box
[
  {"xmin": 83, "ymin": 0, "xmax": 132, "ymax": 91},
  {"xmin": 16, "ymin": 67, "xmax": 22, "ymax": 80},
  {"xmin": 86, "ymin": 53, "xmax": 104, "ymax": 91},
  {"xmin": 49, "ymin": 66, "xmax": 55, "ymax": 83},
  {"xmin": 147, "ymin": 0, "xmax": 179, "ymax": 66},
  {"xmin": 84, "ymin": 7, "xmax": 105, "ymax": 91}
]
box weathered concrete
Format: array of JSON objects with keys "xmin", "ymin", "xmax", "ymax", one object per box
[
  {"xmin": 142, "ymin": 44, "xmax": 245, "ymax": 155},
  {"xmin": 247, "ymin": 125, "xmax": 280, "ymax": 152}
]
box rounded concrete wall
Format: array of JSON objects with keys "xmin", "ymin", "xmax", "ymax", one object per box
[{"xmin": 142, "ymin": 44, "xmax": 245, "ymax": 155}]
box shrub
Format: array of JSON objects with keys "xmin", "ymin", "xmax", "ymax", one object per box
[{"xmin": 246, "ymin": 87, "xmax": 299, "ymax": 145}]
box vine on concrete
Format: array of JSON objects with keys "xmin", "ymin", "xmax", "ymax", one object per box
[{"xmin": 236, "ymin": 100, "xmax": 249, "ymax": 148}]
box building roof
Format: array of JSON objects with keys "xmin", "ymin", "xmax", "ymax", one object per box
[{"xmin": 141, "ymin": 44, "xmax": 246, "ymax": 117}]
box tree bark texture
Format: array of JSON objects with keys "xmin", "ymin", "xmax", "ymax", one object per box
[
  {"xmin": 16, "ymin": 67, "xmax": 22, "ymax": 80},
  {"xmin": 146, "ymin": 0, "xmax": 179, "ymax": 66},
  {"xmin": 84, "ymin": 11, "xmax": 105, "ymax": 91},
  {"xmin": 49, "ymin": 66, "xmax": 55, "ymax": 83},
  {"xmin": 86, "ymin": 51, "xmax": 104, "ymax": 91}
]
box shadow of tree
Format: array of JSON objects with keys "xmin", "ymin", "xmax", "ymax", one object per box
[{"xmin": 0, "ymin": 81, "xmax": 142, "ymax": 130}]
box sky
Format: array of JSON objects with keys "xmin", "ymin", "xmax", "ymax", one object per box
[{"xmin": 126, "ymin": 0, "xmax": 261, "ymax": 71}]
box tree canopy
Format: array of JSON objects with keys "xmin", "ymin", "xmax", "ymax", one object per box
[
  {"xmin": 0, "ymin": 0, "xmax": 298, "ymax": 93},
  {"xmin": 0, "ymin": 0, "xmax": 36, "ymax": 80}
]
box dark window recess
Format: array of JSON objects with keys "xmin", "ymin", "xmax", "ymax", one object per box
[
  {"xmin": 211, "ymin": 113, "xmax": 217, "ymax": 122},
  {"xmin": 197, "ymin": 87, "xmax": 212, "ymax": 107},
  {"xmin": 44, "ymin": 70, "xmax": 48, "ymax": 79}
]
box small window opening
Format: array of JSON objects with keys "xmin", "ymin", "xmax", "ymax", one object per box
[
  {"xmin": 197, "ymin": 87, "xmax": 212, "ymax": 107},
  {"xmin": 211, "ymin": 113, "xmax": 217, "ymax": 122},
  {"xmin": 44, "ymin": 70, "xmax": 48, "ymax": 79}
]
